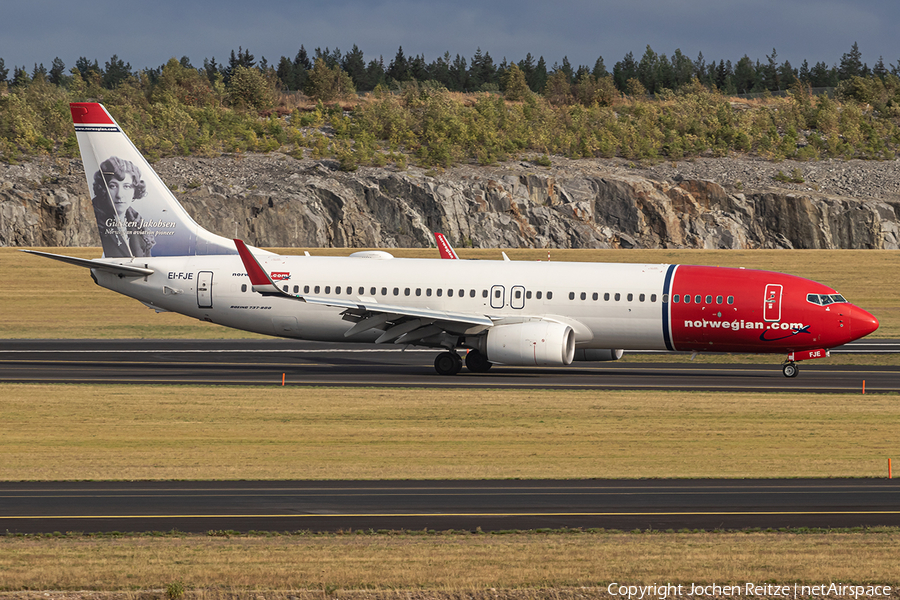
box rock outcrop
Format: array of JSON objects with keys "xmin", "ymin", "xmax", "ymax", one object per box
[{"xmin": 2, "ymin": 154, "xmax": 900, "ymax": 250}]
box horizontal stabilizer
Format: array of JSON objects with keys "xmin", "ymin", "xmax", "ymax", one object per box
[{"xmin": 21, "ymin": 249, "xmax": 154, "ymax": 276}]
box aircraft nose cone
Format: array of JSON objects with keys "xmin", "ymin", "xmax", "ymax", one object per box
[{"xmin": 851, "ymin": 306, "xmax": 879, "ymax": 339}]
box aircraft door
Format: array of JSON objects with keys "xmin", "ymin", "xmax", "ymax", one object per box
[
  {"xmin": 763, "ymin": 283, "xmax": 782, "ymax": 321},
  {"xmin": 510, "ymin": 285, "xmax": 526, "ymax": 309},
  {"xmin": 490, "ymin": 285, "xmax": 505, "ymax": 309},
  {"xmin": 197, "ymin": 271, "xmax": 213, "ymax": 308}
]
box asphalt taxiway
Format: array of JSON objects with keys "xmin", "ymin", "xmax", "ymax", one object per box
[
  {"xmin": 0, "ymin": 339, "xmax": 897, "ymax": 392},
  {"xmin": 1, "ymin": 479, "xmax": 898, "ymax": 534}
]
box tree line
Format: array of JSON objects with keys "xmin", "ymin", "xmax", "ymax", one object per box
[{"xmin": 0, "ymin": 41, "xmax": 894, "ymax": 97}]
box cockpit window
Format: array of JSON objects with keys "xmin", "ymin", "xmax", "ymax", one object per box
[{"xmin": 807, "ymin": 293, "xmax": 848, "ymax": 305}]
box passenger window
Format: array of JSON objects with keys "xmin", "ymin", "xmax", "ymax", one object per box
[
  {"xmin": 325, "ymin": 286, "xmax": 331, "ymax": 294},
  {"xmin": 304, "ymin": 285, "xmax": 310, "ymax": 294},
  {"xmin": 241, "ymin": 284, "xmax": 247, "ymax": 293},
  {"xmin": 381, "ymin": 287, "xmax": 387, "ymax": 295},
  {"xmin": 592, "ymin": 292, "xmax": 598, "ymax": 301},
  {"xmin": 427, "ymin": 289, "xmax": 432, "ymax": 297},
  {"xmin": 370, "ymin": 287, "xmax": 376, "ymax": 295},
  {"xmin": 448, "ymin": 289, "xmax": 454, "ymax": 297},
  {"xmin": 653, "ymin": 294, "xmax": 659, "ymax": 302},
  {"xmin": 705, "ymin": 295, "xmax": 712, "ymax": 304},
  {"xmin": 569, "ymin": 292, "xmax": 575, "ymax": 300},
  {"xmin": 470, "ymin": 290, "xmax": 476, "ymax": 298},
  {"xmin": 416, "ymin": 288, "xmax": 421, "ymax": 296},
  {"xmin": 459, "ymin": 289, "xmax": 464, "ymax": 297},
  {"xmin": 515, "ymin": 290, "xmax": 522, "ymax": 299},
  {"xmin": 335, "ymin": 286, "xmax": 341, "ymax": 294},
  {"xmin": 547, "ymin": 291, "xmax": 553, "ymax": 300},
  {"xmin": 684, "ymin": 295, "xmax": 690, "ymax": 304},
  {"xmin": 359, "ymin": 287, "xmax": 365, "ymax": 295},
  {"xmin": 404, "ymin": 288, "xmax": 410, "ymax": 296},
  {"xmin": 314, "ymin": 285, "xmax": 321, "ymax": 294},
  {"xmin": 437, "ymin": 289, "xmax": 443, "ymax": 297},
  {"xmin": 536, "ymin": 291, "xmax": 542, "ymax": 300},
  {"xmin": 614, "ymin": 293, "xmax": 621, "ymax": 301},
  {"xmin": 482, "ymin": 290, "xmax": 488, "ymax": 298},
  {"xmin": 716, "ymin": 295, "xmax": 723, "ymax": 304},
  {"xmin": 494, "ymin": 290, "xmax": 501, "ymax": 298},
  {"xmin": 283, "ymin": 285, "xmax": 288, "ymax": 292},
  {"xmin": 604, "ymin": 292, "xmax": 610, "ymax": 301},
  {"xmin": 727, "ymin": 296, "xmax": 734, "ymax": 304},
  {"xmin": 695, "ymin": 295, "xmax": 702, "ymax": 304},
  {"xmin": 627, "ymin": 293, "xmax": 633, "ymax": 302},
  {"xmin": 393, "ymin": 287, "xmax": 399, "ymax": 296},
  {"xmin": 639, "ymin": 293, "xmax": 645, "ymax": 302},
  {"xmin": 293, "ymin": 285, "xmax": 299, "ymax": 294},
  {"xmin": 526, "ymin": 291, "xmax": 532, "ymax": 299},
  {"xmin": 672, "ymin": 294, "xmax": 678, "ymax": 303},
  {"xmin": 580, "ymin": 292, "xmax": 586, "ymax": 300}
]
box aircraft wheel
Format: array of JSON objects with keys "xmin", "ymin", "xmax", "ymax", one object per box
[
  {"xmin": 434, "ymin": 351, "xmax": 463, "ymax": 375},
  {"xmin": 782, "ymin": 362, "xmax": 799, "ymax": 378},
  {"xmin": 465, "ymin": 349, "xmax": 492, "ymax": 373}
]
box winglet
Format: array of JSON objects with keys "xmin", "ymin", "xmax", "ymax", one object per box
[
  {"xmin": 434, "ymin": 232, "xmax": 459, "ymax": 259},
  {"xmin": 234, "ymin": 239, "xmax": 284, "ymax": 295}
]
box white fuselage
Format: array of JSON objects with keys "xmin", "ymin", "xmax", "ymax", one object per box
[{"xmin": 97, "ymin": 254, "xmax": 672, "ymax": 350}]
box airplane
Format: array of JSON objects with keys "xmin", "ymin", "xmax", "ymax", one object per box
[{"xmin": 23, "ymin": 102, "xmax": 880, "ymax": 377}]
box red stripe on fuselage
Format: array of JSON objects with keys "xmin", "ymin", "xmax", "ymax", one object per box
[{"xmin": 669, "ymin": 265, "xmax": 857, "ymax": 353}]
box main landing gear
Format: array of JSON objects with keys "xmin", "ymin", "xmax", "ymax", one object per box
[
  {"xmin": 434, "ymin": 351, "xmax": 463, "ymax": 375},
  {"xmin": 434, "ymin": 350, "xmax": 493, "ymax": 375}
]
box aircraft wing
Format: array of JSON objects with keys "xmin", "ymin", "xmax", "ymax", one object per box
[
  {"xmin": 234, "ymin": 239, "xmax": 493, "ymax": 343},
  {"xmin": 21, "ymin": 249, "xmax": 155, "ymax": 276}
]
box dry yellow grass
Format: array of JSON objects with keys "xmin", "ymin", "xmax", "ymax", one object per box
[
  {"xmin": 2, "ymin": 384, "xmax": 897, "ymax": 480},
  {"xmin": 4, "ymin": 247, "xmax": 896, "ymax": 338},
  {"xmin": 1, "ymin": 531, "xmax": 898, "ymax": 591}
]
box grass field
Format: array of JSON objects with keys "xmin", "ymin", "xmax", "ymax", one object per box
[
  {"xmin": 2, "ymin": 384, "xmax": 897, "ymax": 480},
  {"xmin": 2, "ymin": 530, "xmax": 899, "ymax": 591},
  {"xmin": 3, "ymin": 247, "xmax": 898, "ymax": 338}
]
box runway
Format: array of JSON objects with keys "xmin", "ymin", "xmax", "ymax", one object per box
[
  {"xmin": 0, "ymin": 339, "xmax": 897, "ymax": 392},
  {"xmin": 1, "ymin": 479, "xmax": 898, "ymax": 534}
]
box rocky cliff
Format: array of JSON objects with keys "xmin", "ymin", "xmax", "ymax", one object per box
[{"xmin": 2, "ymin": 154, "xmax": 900, "ymax": 250}]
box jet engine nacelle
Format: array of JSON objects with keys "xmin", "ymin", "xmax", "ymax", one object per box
[
  {"xmin": 485, "ymin": 321, "xmax": 576, "ymax": 366},
  {"xmin": 573, "ymin": 348, "xmax": 624, "ymax": 361}
]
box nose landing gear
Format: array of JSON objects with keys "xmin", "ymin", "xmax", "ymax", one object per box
[
  {"xmin": 782, "ymin": 362, "xmax": 799, "ymax": 378},
  {"xmin": 782, "ymin": 348, "xmax": 829, "ymax": 377}
]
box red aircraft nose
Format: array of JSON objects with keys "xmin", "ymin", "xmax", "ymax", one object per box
[{"xmin": 851, "ymin": 306, "xmax": 879, "ymax": 340}]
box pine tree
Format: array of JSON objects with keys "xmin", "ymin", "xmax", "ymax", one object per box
[
  {"xmin": 0, "ymin": 58, "xmax": 8, "ymax": 84},
  {"xmin": 103, "ymin": 54, "xmax": 132, "ymax": 88},
  {"xmin": 592, "ymin": 56, "xmax": 608, "ymax": 79},
  {"xmin": 387, "ymin": 46, "xmax": 410, "ymax": 82},
  {"xmin": 31, "ymin": 63, "xmax": 48, "ymax": 82},
  {"xmin": 502, "ymin": 63, "xmax": 530, "ymax": 101},
  {"xmin": 295, "ymin": 46, "xmax": 312, "ymax": 71},
  {"xmin": 75, "ymin": 56, "xmax": 100, "ymax": 79},
  {"xmin": 839, "ymin": 42, "xmax": 863, "ymax": 80},
  {"xmin": 873, "ymin": 56, "xmax": 887, "ymax": 80},
  {"xmin": 342, "ymin": 45, "xmax": 367, "ymax": 90},
  {"xmin": 529, "ymin": 56, "xmax": 547, "ymax": 92},
  {"xmin": 613, "ymin": 52, "xmax": 637, "ymax": 91},
  {"xmin": 49, "ymin": 58, "xmax": 66, "ymax": 85},
  {"xmin": 733, "ymin": 55, "xmax": 755, "ymax": 93}
]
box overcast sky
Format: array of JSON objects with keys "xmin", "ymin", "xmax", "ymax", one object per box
[{"xmin": 2, "ymin": 0, "xmax": 897, "ymax": 75}]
